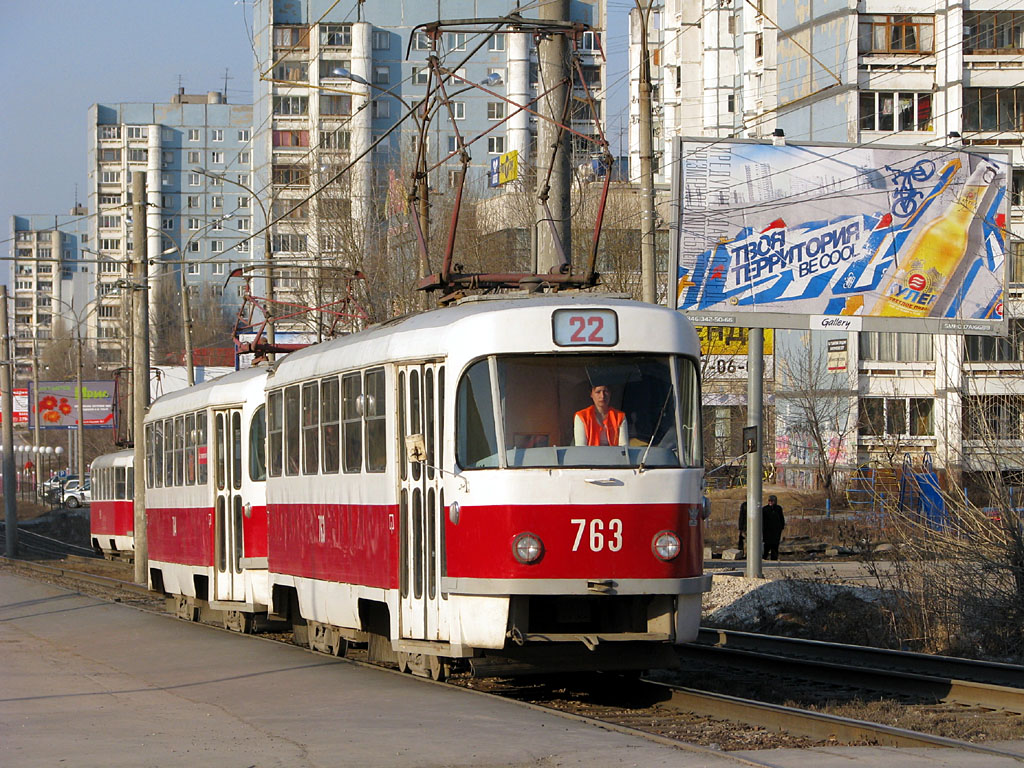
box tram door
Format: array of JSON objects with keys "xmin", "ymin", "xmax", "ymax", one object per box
[
  {"xmin": 397, "ymin": 362, "xmax": 446, "ymax": 641},
  {"xmin": 213, "ymin": 409, "xmax": 245, "ymax": 602}
]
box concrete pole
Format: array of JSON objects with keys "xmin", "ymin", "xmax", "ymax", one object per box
[
  {"xmin": 745, "ymin": 329, "xmax": 764, "ymax": 578},
  {"xmin": 132, "ymin": 172, "xmax": 150, "ymax": 585},
  {"xmin": 180, "ymin": 262, "xmax": 194, "ymax": 386},
  {"xmin": 535, "ymin": 0, "xmax": 572, "ymax": 275},
  {"xmin": 636, "ymin": 1, "xmax": 657, "ymax": 304},
  {"xmin": 2, "ymin": 286, "xmax": 17, "ymax": 557},
  {"xmin": 31, "ymin": 338, "xmax": 40, "ymax": 449}
]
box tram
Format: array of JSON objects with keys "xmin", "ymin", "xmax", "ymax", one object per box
[{"xmin": 90, "ymin": 449, "xmax": 135, "ymax": 560}]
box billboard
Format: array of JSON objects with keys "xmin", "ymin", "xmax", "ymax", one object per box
[
  {"xmin": 0, "ymin": 388, "xmax": 29, "ymax": 424},
  {"xmin": 671, "ymin": 138, "xmax": 1010, "ymax": 335},
  {"xmin": 29, "ymin": 381, "xmax": 115, "ymax": 429}
]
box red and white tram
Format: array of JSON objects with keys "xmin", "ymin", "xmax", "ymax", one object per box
[
  {"xmin": 144, "ymin": 296, "xmax": 709, "ymax": 676},
  {"xmin": 144, "ymin": 367, "xmax": 269, "ymax": 631},
  {"xmin": 90, "ymin": 449, "xmax": 134, "ymax": 560}
]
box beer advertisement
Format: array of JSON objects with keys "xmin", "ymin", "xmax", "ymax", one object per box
[{"xmin": 671, "ymin": 138, "xmax": 1010, "ymax": 335}]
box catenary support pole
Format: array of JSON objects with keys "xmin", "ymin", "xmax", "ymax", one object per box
[
  {"xmin": 534, "ymin": 0, "xmax": 572, "ymax": 275},
  {"xmin": 2, "ymin": 286, "xmax": 16, "ymax": 557},
  {"xmin": 636, "ymin": 0, "xmax": 658, "ymax": 304},
  {"xmin": 132, "ymin": 172, "xmax": 150, "ymax": 585},
  {"xmin": 746, "ymin": 329, "xmax": 764, "ymax": 578}
]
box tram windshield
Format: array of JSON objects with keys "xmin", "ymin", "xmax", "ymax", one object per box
[{"xmin": 456, "ymin": 354, "xmax": 701, "ymax": 469}]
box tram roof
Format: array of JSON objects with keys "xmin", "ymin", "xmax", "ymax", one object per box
[
  {"xmin": 146, "ymin": 366, "xmax": 268, "ymax": 422},
  {"xmin": 270, "ymin": 295, "xmax": 697, "ymax": 388},
  {"xmin": 91, "ymin": 448, "xmax": 135, "ymax": 468}
]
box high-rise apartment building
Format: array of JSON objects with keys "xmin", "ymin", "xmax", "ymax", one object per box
[
  {"xmin": 635, "ymin": 1, "xmax": 1024, "ymax": 486},
  {"xmin": 8, "ymin": 209, "xmax": 89, "ymax": 379},
  {"xmin": 88, "ymin": 91, "xmax": 253, "ymax": 366},
  {"xmin": 251, "ymin": 0, "xmax": 605, "ymax": 321}
]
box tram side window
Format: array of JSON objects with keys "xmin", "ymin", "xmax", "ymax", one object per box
[
  {"xmin": 174, "ymin": 415, "xmax": 185, "ymax": 486},
  {"xmin": 342, "ymin": 372, "xmax": 362, "ymax": 473},
  {"xmin": 196, "ymin": 411, "xmax": 209, "ymax": 485},
  {"xmin": 185, "ymin": 412, "xmax": 196, "ymax": 485},
  {"xmin": 676, "ymin": 357, "xmax": 702, "ymax": 468},
  {"xmin": 145, "ymin": 428, "xmax": 152, "ymax": 487},
  {"xmin": 153, "ymin": 421, "xmax": 164, "ymax": 488},
  {"xmin": 164, "ymin": 418, "xmax": 174, "ymax": 487},
  {"xmin": 127, "ymin": 466, "xmax": 133, "ymax": 499},
  {"xmin": 321, "ymin": 377, "xmax": 340, "ymax": 474},
  {"xmin": 302, "ymin": 381, "xmax": 319, "ymax": 475},
  {"xmin": 268, "ymin": 390, "xmax": 283, "ymax": 477},
  {"xmin": 115, "ymin": 467, "xmax": 126, "ymax": 500},
  {"xmin": 249, "ymin": 405, "xmax": 267, "ymax": 481},
  {"xmin": 365, "ymin": 367, "xmax": 386, "ymax": 472},
  {"xmin": 456, "ymin": 359, "xmax": 498, "ymax": 468},
  {"xmin": 285, "ymin": 385, "xmax": 300, "ymax": 476}
]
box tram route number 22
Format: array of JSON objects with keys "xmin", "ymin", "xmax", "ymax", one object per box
[{"xmin": 571, "ymin": 518, "xmax": 623, "ymax": 552}]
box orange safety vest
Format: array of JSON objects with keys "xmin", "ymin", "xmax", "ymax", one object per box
[{"xmin": 575, "ymin": 406, "xmax": 625, "ymax": 446}]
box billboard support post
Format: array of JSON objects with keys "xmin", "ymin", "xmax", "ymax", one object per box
[{"xmin": 746, "ymin": 329, "xmax": 764, "ymax": 578}]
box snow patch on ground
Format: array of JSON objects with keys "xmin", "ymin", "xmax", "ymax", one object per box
[{"xmin": 703, "ymin": 574, "xmax": 885, "ymax": 626}]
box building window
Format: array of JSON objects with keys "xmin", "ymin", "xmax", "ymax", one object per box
[
  {"xmin": 101, "ymin": 171, "xmax": 121, "ymax": 184},
  {"xmin": 413, "ymin": 66, "xmax": 429, "ymax": 85},
  {"xmin": 448, "ymin": 32, "xmax": 467, "ymax": 51},
  {"xmin": 212, "ymin": 219, "xmax": 223, "ymax": 231},
  {"xmin": 274, "ymin": 96, "xmax": 308, "ymax": 116},
  {"xmin": 320, "ymin": 23, "xmax": 351, "ymax": 47},
  {"xmin": 127, "ymin": 148, "xmax": 147, "ymax": 162},
  {"xmin": 319, "ymin": 58, "xmax": 351, "ymax": 80},
  {"xmin": 371, "ymin": 100, "xmax": 390, "ymax": 119},
  {"xmin": 100, "ymin": 148, "xmax": 121, "ymax": 162},
  {"xmin": 963, "ymin": 396, "xmax": 1024, "ymax": 440},
  {"xmin": 99, "ymin": 238, "xmax": 121, "ymax": 251},
  {"xmin": 859, "ymin": 398, "xmax": 932, "ymax": 436},
  {"xmin": 859, "ymin": 331, "xmax": 934, "ymax": 361},
  {"xmin": 273, "ymin": 165, "xmax": 308, "ymax": 186},
  {"xmin": 99, "ymin": 125, "xmax": 120, "ymax": 140},
  {"xmin": 963, "ymin": 12, "xmax": 1024, "ymax": 54},
  {"xmin": 211, "ymin": 240, "xmax": 224, "ymax": 253},
  {"xmin": 212, "ymin": 263, "xmax": 226, "ymax": 276},
  {"xmin": 188, "ymin": 129, "xmax": 200, "ymax": 142},
  {"xmin": 237, "ymin": 173, "xmax": 249, "ymax": 186},
  {"xmin": 271, "ymin": 200, "xmax": 308, "ymax": 220},
  {"xmin": 372, "ymin": 30, "xmax": 389, "ymax": 49},
  {"xmin": 581, "ymin": 31, "xmax": 601, "ymax": 51},
  {"xmin": 238, "ymin": 129, "xmax": 250, "ymax": 142},
  {"xmin": 210, "ymin": 151, "xmax": 224, "ymax": 164},
  {"xmin": 188, "ymin": 218, "xmax": 201, "ymax": 230},
  {"xmin": 211, "ymin": 195, "xmax": 223, "ymax": 209},
  {"xmin": 187, "ymin": 262, "xmax": 200, "ymax": 275},
  {"xmin": 487, "ymin": 102, "xmax": 506, "ymax": 120},
  {"xmin": 189, "ymin": 173, "xmax": 201, "ymax": 186},
  {"xmin": 238, "ymin": 195, "xmax": 250, "ymax": 209},
  {"xmin": 963, "ymin": 88, "xmax": 1024, "ymax": 132},
  {"xmin": 1009, "ymin": 241, "xmax": 1024, "ymax": 285},
  {"xmin": 320, "ymin": 94, "xmax": 351, "ymax": 116},
  {"xmin": 211, "ymin": 129, "xmax": 223, "ymax": 142},
  {"xmin": 238, "ymin": 217, "xmax": 250, "ymax": 231},
  {"xmin": 273, "ymin": 129, "xmax": 310, "ymax": 147},
  {"xmin": 965, "ymin": 320, "xmax": 1024, "ymax": 362},
  {"xmin": 373, "ymin": 65, "xmax": 390, "ymax": 85},
  {"xmin": 99, "ymin": 215, "xmax": 120, "ymax": 228},
  {"xmin": 100, "ymin": 260, "xmax": 120, "ymax": 273},
  {"xmin": 187, "ymin": 241, "xmax": 200, "ymax": 253},
  {"xmin": 274, "ymin": 26, "xmax": 309, "ymax": 48},
  {"xmin": 489, "ymin": 33, "xmax": 506, "ymax": 52},
  {"xmin": 126, "ymin": 126, "xmax": 148, "ymax": 139},
  {"xmin": 272, "ymin": 60, "xmax": 308, "ymax": 82},
  {"xmin": 727, "ymin": 94, "xmax": 736, "ymax": 112},
  {"xmin": 858, "ymin": 15, "xmax": 935, "ymax": 54},
  {"xmin": 187, "ymin": 150, "xmax": 201, "ymax": 164},
  {"xmin": 754, "ymin": 32, "xmax": 763, "ymax": 58},
  {"xmin": 239, "ymin": 150, "xmax": 250, "ymax": 164},
  {"xmin": 100, "ymin": 194, "xmax": 121, "ymax": 205},
  {"xmin": 450, "ymin": 101, "xmax": 465, "ymax": 120},
  {"xmin": 271, "ymin": 233, "xmax": 307, "ymax": 252},
  {"xmin": 162, "ymin": 218, "xmax": 174, "ymax": 230},
  {"xmin": 859, "ymin": 91, "xmax": 932, "ymax": 132},
  {"xmin": 237, "ymin": 241, "xmax": 249, "ymax": 253},
  {"xmin": 488, "ymin": 136, "xmax": 506, "ymax": 154},
  {"xmin": 321, "ymin": 128, "xmax": 350, "ymax": 150}
]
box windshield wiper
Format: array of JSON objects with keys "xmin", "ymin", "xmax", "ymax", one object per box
[{"xmin": 638, "ymin": 389, "xmax": 673, "ymax": 473}]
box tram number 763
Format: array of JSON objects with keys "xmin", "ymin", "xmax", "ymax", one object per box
[{"xmin": 571, "ymin": 518, "xmax": 623, "ymax": 552}]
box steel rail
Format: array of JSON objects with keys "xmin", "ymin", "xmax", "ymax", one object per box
[
  {"xmin": 650, "ymin": 680, "xmax": 1024, "ymax": 760},
  {"xmin": 694, "ymin": 627, "xmax": 1024, "ymax": 693},
  {"xmin": 0, "ymin": 557, "xmax": 152, "ymax": 598}
]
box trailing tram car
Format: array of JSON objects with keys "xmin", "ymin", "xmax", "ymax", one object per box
[
  {"xmin": 260, "ymin": 296, "xmax": 709, "ymax": 677},
  {"xmin": 90, "ymin": 449, "xmax": 135, "ymax": 560},
  {"xmin": 143, "ymin": 367, "xmax": 270, "ymax": 632}
]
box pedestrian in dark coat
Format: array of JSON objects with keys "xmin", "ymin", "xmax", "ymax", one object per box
[
  {"xmin": 737, "ymin": 501, "xmax": 747, "ymax": 551},
  {"xmin": 762, "ymin": 494, "xmax": 785, "ymax": 560}
]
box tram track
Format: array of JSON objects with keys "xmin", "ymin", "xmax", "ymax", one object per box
[{"xmin": 5, "ymin": 554, "xmax": 1024, "ymax": 759}]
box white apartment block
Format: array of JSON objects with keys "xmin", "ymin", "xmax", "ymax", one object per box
[{"xmin": 635, "ymin": 1, "xmax": 1024, "ymax": 492}]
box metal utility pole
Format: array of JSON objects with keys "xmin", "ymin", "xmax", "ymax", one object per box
[
  {"xmin": 180, "ymin": 266, "xmax": 194, "ymax": 386},
  {"xmin": 2, "ymin": 286, "xmax": 16, "ymax": 557},
  {"xmin": 75, "ymin": 336, "xmax": 85, "ymax": 487},
  {"xmin": 31, "ymin": 338, "xmax": 40, "ymax": 449},
  {"xmin": 745, "ymin": 329, "xmax": 764, "ymax": 578},
  {"xmin": 132, "ymin": 172, "xmax": 150, "ymax": 586},
  {"xmin": 418, "ymin": 171, "xmax": 430, "ymax": 310},
  {"xmin": 535, "ymin": 0, "xmax": 572, "ymax": 275},
  {"xmin": 636, "ymin": 0, "xmax": 657, "ymax": 304}
]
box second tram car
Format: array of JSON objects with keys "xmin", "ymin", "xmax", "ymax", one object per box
[
  {"xmin": 90, "ymin": 449, "xmax": 135, "ymax": 560},
  {"xmin": 143, "ymin": 296, "xmax": 710, "ymax": 676}
]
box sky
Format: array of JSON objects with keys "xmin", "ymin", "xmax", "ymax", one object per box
[{"xmin": 1, "ymin": 0, "xmax": 631, "ymax": 247}]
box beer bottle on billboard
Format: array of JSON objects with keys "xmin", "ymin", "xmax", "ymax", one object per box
[{"xmin": 870, "ymin": 163, "xmax": 997, "ymax": 318}]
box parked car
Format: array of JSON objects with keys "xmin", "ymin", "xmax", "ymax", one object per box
[{"xmin": 62, "ymin": 478, "xmax": 91, "ymax": 508}]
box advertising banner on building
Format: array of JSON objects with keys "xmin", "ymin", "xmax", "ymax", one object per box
[
  {"xmin": 671, "ymin": 138, "xmax": 1010, "ymax": 335},
  {"xmin": 0, "ymin": 388, "xmax": 29, "ymax": 424},
  {"xmin": 29, "ymin": 381, "xmax": 115, "ymax": 429}
]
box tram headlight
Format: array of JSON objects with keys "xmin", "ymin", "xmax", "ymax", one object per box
[
  {"xmin": 652, "ymin": 530, "xmax": 681, "ymax": 561},
  {"xmin": 512, "ymin": 532, "xmax": 544, "ymax": 564}
]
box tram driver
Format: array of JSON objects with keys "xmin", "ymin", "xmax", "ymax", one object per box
[{"xmin": 573, "ymin": 381, "xmax": 628, "ymax": 447}]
